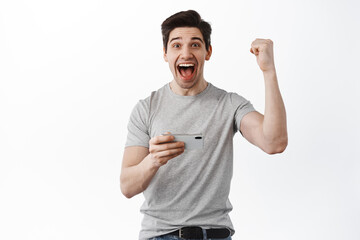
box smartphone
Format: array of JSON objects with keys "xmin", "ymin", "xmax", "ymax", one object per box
[{"xmin": 163, "ymin": 133, "xmax": 203, "ymax": 150}]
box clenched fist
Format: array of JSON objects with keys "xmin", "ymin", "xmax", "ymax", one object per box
[{"xmin": 250, "ymin": 38, "xmax": 276, "ymax": 72}]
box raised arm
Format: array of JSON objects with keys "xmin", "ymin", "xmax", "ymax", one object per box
[{"xmin": 240, "ymin": 39, "xmax": 288, "ymax": 154}]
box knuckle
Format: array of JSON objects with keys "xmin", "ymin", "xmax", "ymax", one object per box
[
  {"xmin": 167, "ymin": 135, "xmax": 174, "ymax": 141},
  {"xmin": 149, "ymin": 145, "xmax": 157, "ymax": 153},
  {"xmin": 152, "ymin": 153, "xmax": 160, "ymax": 160},
  {"xmin": 149, "ymin": 138, "xmax": 156, "ymax": 145},
  {"xmin": 265, "ymin": 39, "xmax": 273, "ymax": 45}
]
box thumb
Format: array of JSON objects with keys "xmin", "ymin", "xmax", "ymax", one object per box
[{"xmin": 250, "ymin": 47, "xmax": 259, "ymax": 56}]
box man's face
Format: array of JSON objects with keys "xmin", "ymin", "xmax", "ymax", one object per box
[{"xmin": 164, "ymin": 27, "xmax": 212, "ymax": 89}]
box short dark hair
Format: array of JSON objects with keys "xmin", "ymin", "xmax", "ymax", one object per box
[{"xmin": 161, "ymin": 10, "xmax": 212, "ymax": 53}]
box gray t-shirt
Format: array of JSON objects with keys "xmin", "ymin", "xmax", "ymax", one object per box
[{"xmin": 125, "ymin": 82, "xmax": 255, "ymax": 240}]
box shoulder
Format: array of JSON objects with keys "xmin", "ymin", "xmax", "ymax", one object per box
[
  {"xmin": 205, "ymin": 83, "xmax": 229, "ymax": 102},
  {"xmin": 209, "ymin": 83, "xmax": 250, "ymax": 105},
  {"xmin": 132, "ymin": 84, "xmax": 168, "ymax": 111}
]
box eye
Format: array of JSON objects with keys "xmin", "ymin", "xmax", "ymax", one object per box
[
  {"xmin": 173, "ymin": 43, "xmax": 180, "ymax": 48},
  {"xmin": 192, "ymin": 43, "xmax": 200, "ymax": 47}
]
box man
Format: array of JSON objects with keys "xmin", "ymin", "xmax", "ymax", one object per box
[{"xmin": 120, "ymin": 10, "xmax": 287, "ymax": 240}]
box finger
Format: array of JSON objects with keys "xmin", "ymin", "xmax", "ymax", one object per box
[
  {"xmin": 251, "ymin": 38, "xmax": 266, "ymax": 46},
  {"xmin": 157, "ymin": 150, "xmax": 184, "ymax": 165},
  {"xmin": 150, "ymin": 134, "xmax": 175, "ymax": 145},
  {"xmin": 251, "ymin": 39, "xmax": 264, "ymax": 51},
  {"xmin": 250, "ymin": 47, "xmax": 259, "ymax": 55},
  {"xmin": 155, "ymin": 141, "xmax": 185, "ymax": 152},
  {"xmin": 151, "ymin": 147, "xmax": 184, "ymax": 164},
  {"xmin": 156, "ymin": 147, "xmax": 185, "ymax": 159},
  {"xmin": 150, "ymin": 141, "xmax": 184, "ymax": 154},
  {"xmin": 251, "ymin": 39, "xmax": 273, "ymax": 51}
]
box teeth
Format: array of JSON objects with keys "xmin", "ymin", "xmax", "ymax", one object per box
[{"xmin": 179, "ymin": 63, "xmax": 195, "ymax": 67}]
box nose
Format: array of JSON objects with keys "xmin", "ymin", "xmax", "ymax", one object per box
[{"xmin": 180, "ymin": 46, "xmax": 193, "ymax": 59}]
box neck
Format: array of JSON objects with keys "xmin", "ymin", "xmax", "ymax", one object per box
[{"xmin": 169, "ymin": 79, "xmax": 208, "ymax": 96}]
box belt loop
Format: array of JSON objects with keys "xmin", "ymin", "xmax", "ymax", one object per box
[
  {"xmin": 202, "ymin": 228, "xmax": 207, "ymax": 240},
  {"xmin": 179, "ymin": 228, "xmax": 183, "ymax": 238}
]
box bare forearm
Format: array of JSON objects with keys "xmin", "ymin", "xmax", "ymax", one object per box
[
  {"xmin": 263, "ymin": 70, "xmax": 288, "ymax": 151},
  {"xmin": 120, "ymin": 155, "xmax": 159, "ymax": 198}
]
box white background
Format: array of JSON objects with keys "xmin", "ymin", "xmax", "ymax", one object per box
[{"xmin": 1, "ymin": 0, "xmax": 359, "ymax": 239}]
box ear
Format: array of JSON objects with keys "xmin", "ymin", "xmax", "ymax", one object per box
[
  {"xmin": 205, "ymin": 45, "xmax": 212, "ymax": 61},
  {"xmin": 163, "ymin": 47, "xmax": 168, "ymax": 62}
]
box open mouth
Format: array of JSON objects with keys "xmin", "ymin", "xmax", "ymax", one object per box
[{"xmin": 177, "ymin": 63, "xmax": 195, "ymax": 80}]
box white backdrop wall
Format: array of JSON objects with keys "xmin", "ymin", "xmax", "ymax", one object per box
[{"xmin": 1, "ymin": 0, "xmax": 359, "ymax": 239}]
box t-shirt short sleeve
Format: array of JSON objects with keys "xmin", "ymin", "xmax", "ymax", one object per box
[
  {"xmin": 230, "ymin": 92, "xmax": 256, "ymax": 132},
  {"xmin": 125, "ymin": 99, "xmax": 150, "ymax": 148}
]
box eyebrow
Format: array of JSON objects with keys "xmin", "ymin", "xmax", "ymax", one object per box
[
  {"xmin": 191, "ymin": 37, "xmax": 204, "ymax": 43},
  {"xmin": 169, "ymin": 37, "xmax": 204, "ymax": 43}
]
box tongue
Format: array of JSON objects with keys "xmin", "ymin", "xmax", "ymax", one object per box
[{"xmin": 180, "ymin": 67, "xmax": 193, "ymax": 78}]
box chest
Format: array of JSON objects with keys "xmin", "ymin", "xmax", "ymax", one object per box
[{"xmin": 148, "ymin": 96, "xmax": 235, "ymax": 139}]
